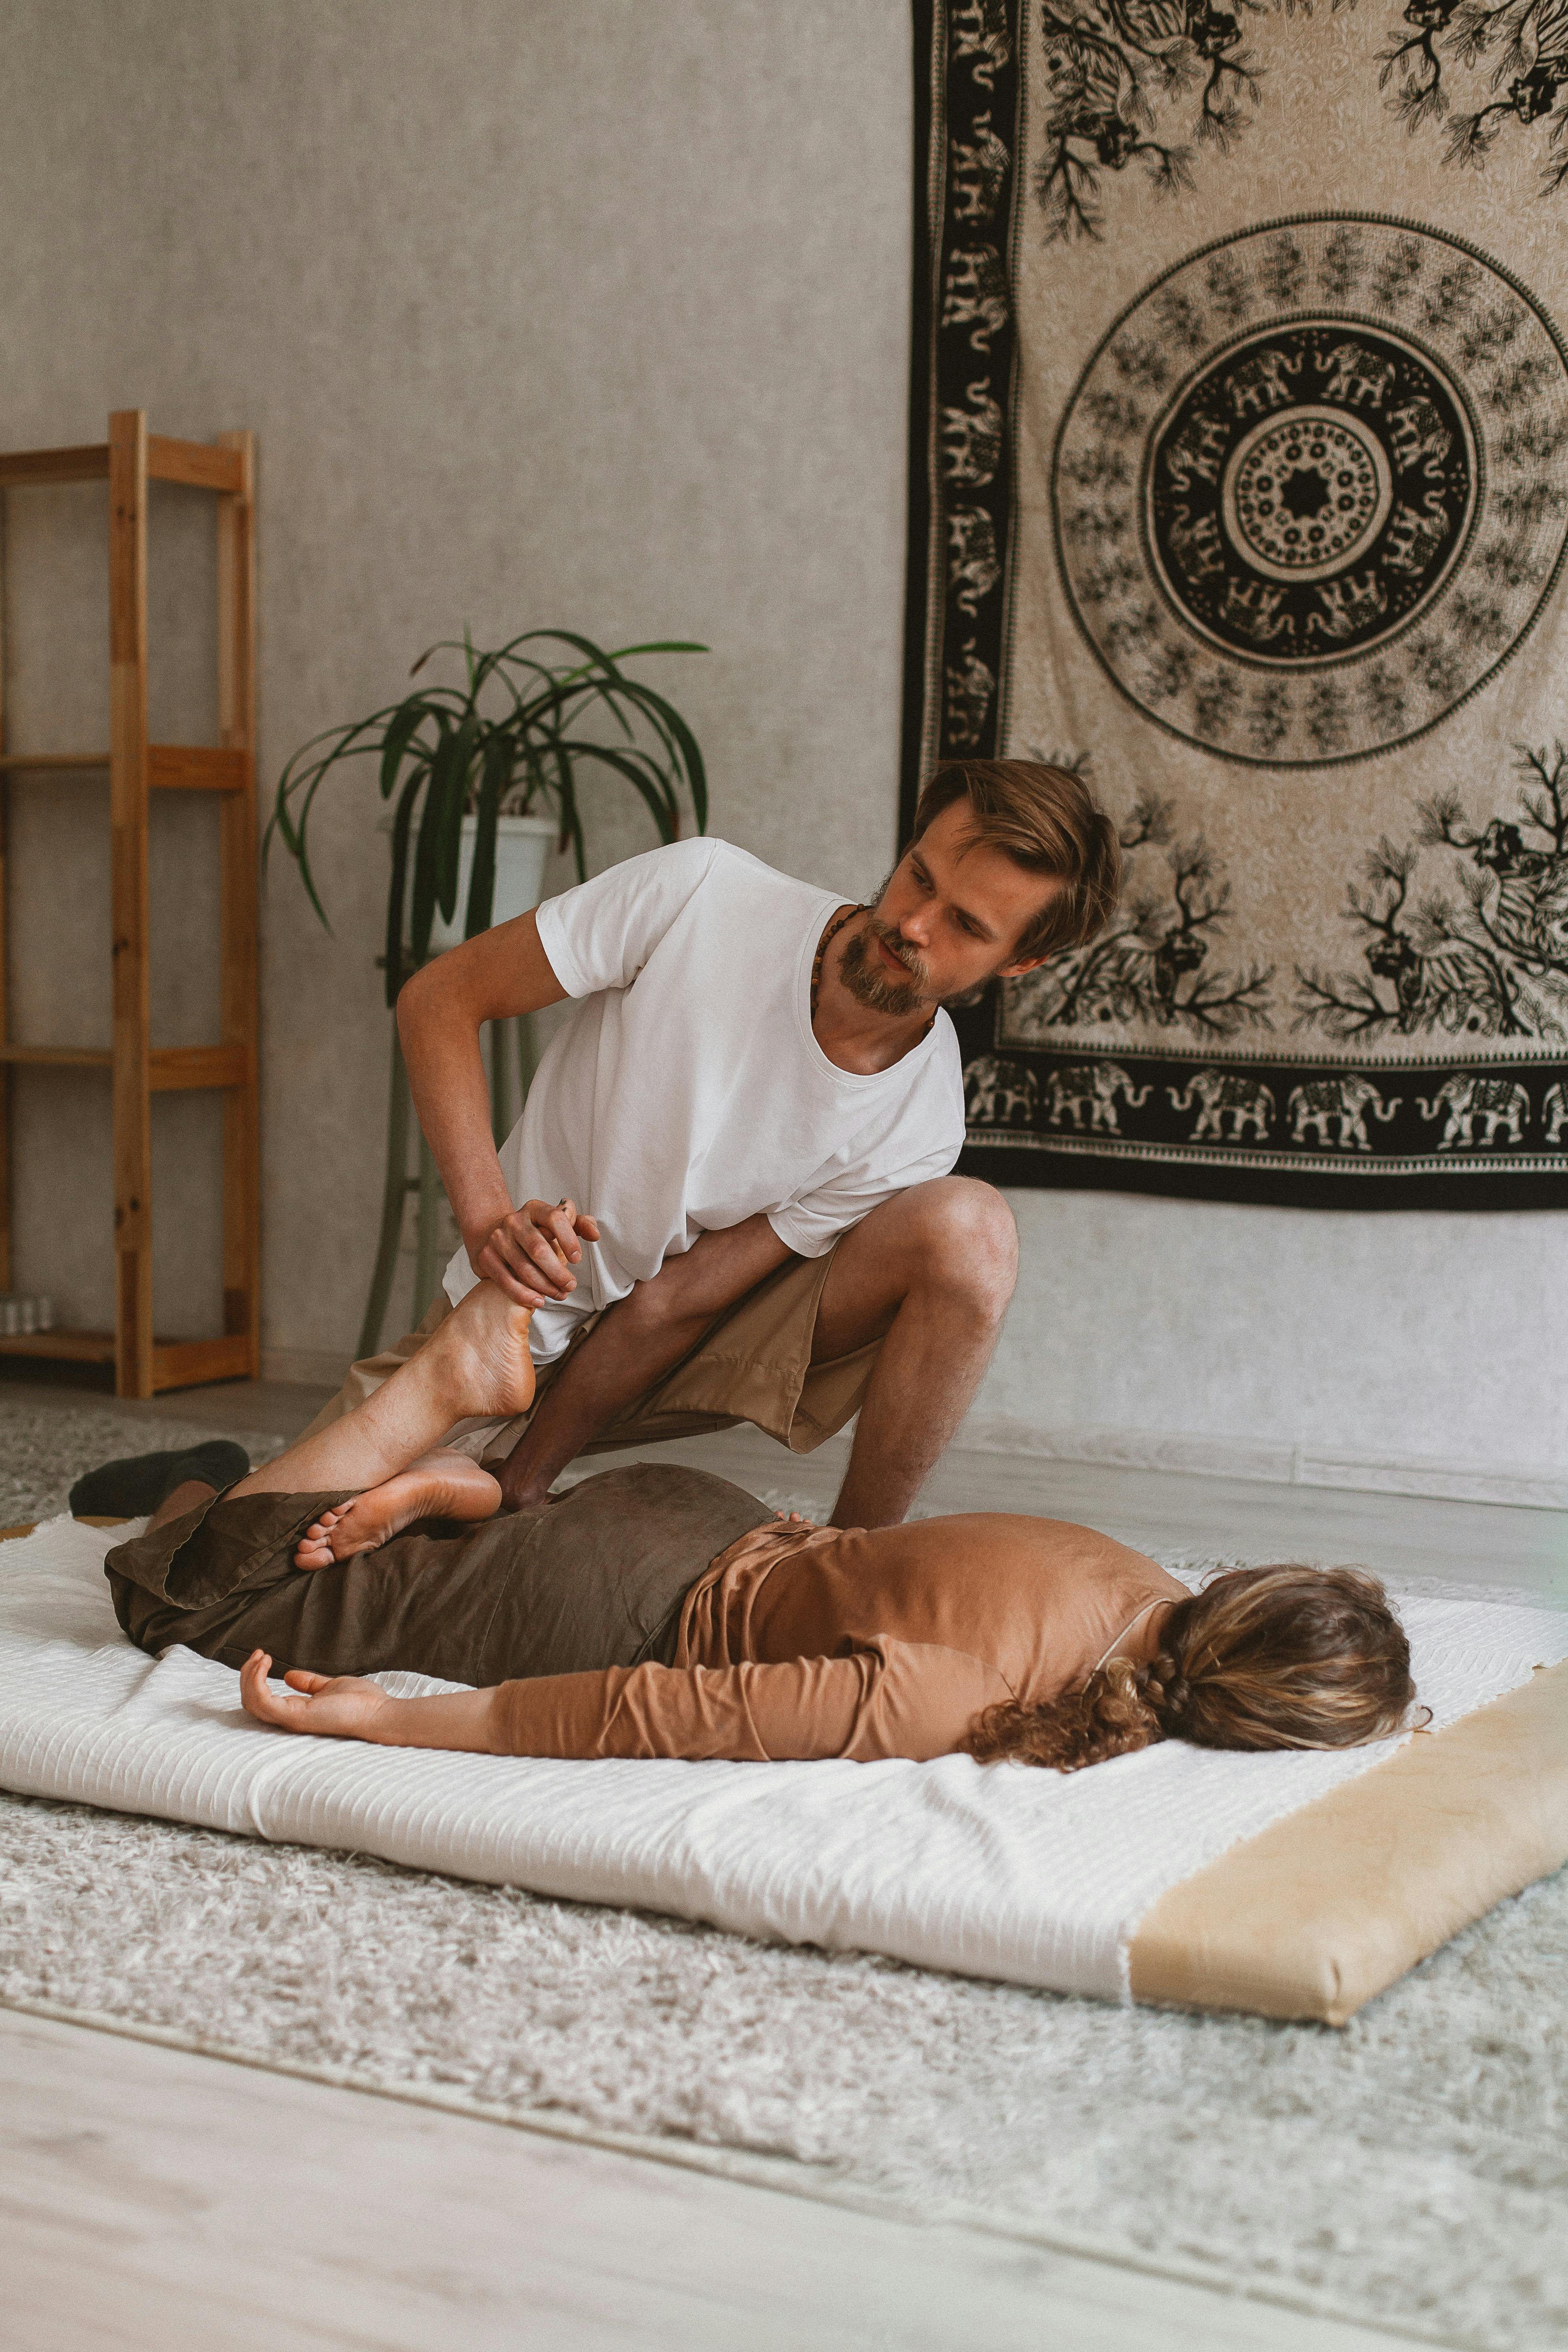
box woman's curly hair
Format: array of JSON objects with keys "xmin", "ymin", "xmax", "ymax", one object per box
[{"xmin": 965, "ymin": 1564, "xmax": 1424, "ymax": 1773}]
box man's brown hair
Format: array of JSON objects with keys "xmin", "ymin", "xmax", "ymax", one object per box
[{"xmin": 910, "ymin": 758, "xmax": 1121, "ymax": 962}]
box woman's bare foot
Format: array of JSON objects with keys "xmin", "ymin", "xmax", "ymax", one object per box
[
  {"xmin": 427, "ymin": 1279, "xmax": 539, "ymax": 1424},
  {"xmin": 294, "ymin": 1449, "xmax": 502, "ymax": 1569}
]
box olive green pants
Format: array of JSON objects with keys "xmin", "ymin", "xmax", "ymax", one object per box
[{"xmin": 104, "ymin": 1462, "xmax": 776, "ymax": 1686}]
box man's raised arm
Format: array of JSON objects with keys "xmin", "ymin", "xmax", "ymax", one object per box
[{"xmin": 397, "ymin": 911, "xmax": 594, "ymax": 1310}]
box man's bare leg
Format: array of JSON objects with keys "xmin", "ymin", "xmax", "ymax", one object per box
[
  {"xmin": 493, "ymin": 1214, "xmax": 793, "ymax": 1510},
  {"xmin": 814, "ymin": 1176, "xmax": 1017, "ymax": 1529},
  {"xmin": 492, "ymin": 1178, "xmax": 1015, "ymax": 1527}
]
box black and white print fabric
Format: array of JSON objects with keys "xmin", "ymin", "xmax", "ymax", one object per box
[{"xmin": 905, "ymin": 0, "xmax": 1568, "ymax": 1205}]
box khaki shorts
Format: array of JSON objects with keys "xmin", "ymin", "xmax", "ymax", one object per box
[{"xmin": 300, "ymin": 1246, "xmax": 878, "ymax": 1466}]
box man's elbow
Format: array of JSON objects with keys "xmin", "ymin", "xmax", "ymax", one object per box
[{"xmin": 395, "ymin": 959, "xmax": 444, "ymax": 1054}]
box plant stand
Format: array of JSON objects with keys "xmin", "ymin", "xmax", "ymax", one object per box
[
  {"xmin": 357, "ymin": 1011, "xmax": 536, "ymax": 1361},
  {"xmin": 0, "ymin": 410, "xmax": 259, "ymax": 1398}
]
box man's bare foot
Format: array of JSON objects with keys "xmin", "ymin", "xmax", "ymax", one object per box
[
  {"xmin": 294, "ymin": 1449, "xmax": 502, "ymax": 1569},
  {"xmin": 429, "ymin": 1279, "xmax": 538, "ymax": 1424}
]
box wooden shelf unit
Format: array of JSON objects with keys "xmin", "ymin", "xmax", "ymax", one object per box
[{"xmin": 0, "ymin": 410, "xmax": 259, "ymax": 1397}]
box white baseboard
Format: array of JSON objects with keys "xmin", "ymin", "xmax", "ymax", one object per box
[
  {"xmin": 953, "ymin": 1416, "xmax": 1568, "ymax": 1512},
  {"xmin": 259, "ymin": 1348, "xmax": 353, "ymax": 1390}
]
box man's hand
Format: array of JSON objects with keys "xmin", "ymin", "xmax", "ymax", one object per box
[
  {"xmin": 240, "ymin": 1650, "xmax": 392, "ymax": 1742},
  {"xmin": 467, "ymin": 1198, "xmax": 602, "ymax": 1311}
]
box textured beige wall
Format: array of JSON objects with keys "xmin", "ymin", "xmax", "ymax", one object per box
[
  {"xmin": 0, "ymin": 0, "xmax": 1561, "ymax": 1472},
  {"xmin": 0, "ymin": 0, "xmax": 912, "ymax": 1358}
]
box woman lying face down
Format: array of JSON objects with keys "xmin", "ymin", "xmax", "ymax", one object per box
[
  {"xmin": 235, "ymin": 1552, "xmax": 1419, "ymax": 1772},
  {"xmin": 99, "ymin": 1276, "xmax": 1421, "ymax": 1772}
]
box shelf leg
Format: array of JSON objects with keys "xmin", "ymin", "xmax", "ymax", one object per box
[
  {"xmin": 109, "ymin": 409, "xmax": 153, "ymax": 1399},
  {"xmin": 0, "ymin": 491, "xmax": 10, "ymax": 1295},
  {"xmin": 217, "ymin": 429, "xmax": 259, "ymax": 1376},
  {"xmin": 0, "ymin": 771, "xmax": 11, "ymax": 1297}
]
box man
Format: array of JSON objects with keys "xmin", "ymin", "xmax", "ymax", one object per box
[{"xmin": 308, "ymin": 758, "xmax": 1120, "ymax": 1529}]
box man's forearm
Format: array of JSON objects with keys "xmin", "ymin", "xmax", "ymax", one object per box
[
  {"xmin": 396, "ymin": 909, "xmax": 570, "ymax": 1256},
  {"xmin": 397, "ymin": 990, "xmax": 513, "ymax": 1251}
]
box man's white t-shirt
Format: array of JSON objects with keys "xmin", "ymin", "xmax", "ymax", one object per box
[{"xmin": 442, "ymin": 837, "xmax": 967, "ymax": 1363}]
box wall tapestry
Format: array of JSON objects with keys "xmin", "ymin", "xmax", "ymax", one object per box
[{"xmin": 904, "ymin": 0, "xmax": 1568, "ymax": 1205}]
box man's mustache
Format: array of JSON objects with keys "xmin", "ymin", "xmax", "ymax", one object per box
[{"xmin": 864, "ymin": 917, "xmax": 931, "ymax": 993}]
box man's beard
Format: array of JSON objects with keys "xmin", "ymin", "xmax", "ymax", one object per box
[{"xmin": 839, "ymin": 916, "xmax": 935, "ymax": 1019}]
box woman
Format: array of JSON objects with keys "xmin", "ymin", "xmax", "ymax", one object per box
[{"xmin": 101, "ymin": 1278, "xmax": 1420, "ymax": 1772}]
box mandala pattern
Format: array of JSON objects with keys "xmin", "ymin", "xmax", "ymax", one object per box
[{"xmin": 1054, "ymin": 217, "xmax": 1568, "ymax": 765}]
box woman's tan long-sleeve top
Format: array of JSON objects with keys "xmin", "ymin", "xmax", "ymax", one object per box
[{"xmin": 495, "ymin": 1515, "xmax": 1186, "ymax": 1764}]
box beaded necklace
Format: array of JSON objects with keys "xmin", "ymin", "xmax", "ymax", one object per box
[{"xmin": 809, "ymin": 903, "xmax": 866, "ymax": 1021}]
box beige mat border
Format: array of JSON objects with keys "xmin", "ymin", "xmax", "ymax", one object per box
[
  {"xmin": 1131, "ymin": 1658, "xmax": 1568, "ymax": 2024},
  {"xmin": 6, "ymin": 1520, "xmax": 1563, "ymax": 2028}
]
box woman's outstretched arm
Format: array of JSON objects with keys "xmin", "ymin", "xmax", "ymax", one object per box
[
  {"xmin": 240, "ymin": 1652, "xmax": 513, "ymax": 1751},
  {"xmin": 239, "ymin": 1636, "xmax": 1004, "ymax": 1764}
]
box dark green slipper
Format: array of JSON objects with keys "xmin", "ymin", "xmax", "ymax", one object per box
[{"xmin": 67, "ymin": 1440, "xmax": 252, "ymax": 1519}]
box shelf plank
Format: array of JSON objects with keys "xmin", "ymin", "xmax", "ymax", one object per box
[
  {"xmin": 148, "ymin": 743, "xmax": 249, "ymax": 794},
  {"xmin": 149, "ymin": 1044, "xmax": 250, "ymax": 1093},
  {"xmin": 0, "ymin": 1045, "xmax": 112, "ymax": 1070},
  {"xmin": 0, "ymin": 747, "xmax": 248, "ymax": 790},
  {"xmin": 146, "ymin": 436, "xmax": 245, "ymax": 495},
  {"xmin": 151, "ymin": 1333, "xmax": 250, "ymax": 1390},
  {"xmin": 0, "ymin": 753, "xmax": 110, "ymax": 773},
  {"xmin": 0, "ymin": 1044, "xmax": 250, "ymax": 1090},
  {"xmin": 0, "ymin": 446, "xmax": 110, "ymax": 488},
  {"xmin": 0, "ymin": 1329, "xmax": 116, "ymax": 1364},
  {"xmin": 0, "ymin": 1328, "xmax": 239, "ymax": 1378}
]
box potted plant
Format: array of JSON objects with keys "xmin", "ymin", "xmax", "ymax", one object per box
[
  {"xmin": 267, "ymin": 627, "xmax": 709, "ymax": 1001},
  {"xmin": 266, "ymin": 627, "xmax": 709, "ymax": 1353}
]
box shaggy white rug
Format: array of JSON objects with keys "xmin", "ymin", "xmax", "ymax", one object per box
[{"xmin": 2, "ymin": 1787, "xmax": 1564, "ymax": 2352}]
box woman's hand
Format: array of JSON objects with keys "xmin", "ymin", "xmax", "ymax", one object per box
[
  {"xmin": 467, "ymin": 1198, "xmax": 602, "ymax": 1311},
  {"xmin": 240, "ymin": 1650, "xmax": 392, "ymax": 1743}
]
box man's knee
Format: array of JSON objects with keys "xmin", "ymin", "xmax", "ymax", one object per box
[
  {"xmin": 611, "ymin": 1259, "xmax": 715, "ymax": 1340},
  {"xmin": 898, "ymin": 1177, "xmax": 1019, "ymax": 1320}
]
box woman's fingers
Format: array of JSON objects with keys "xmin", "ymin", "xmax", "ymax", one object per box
[
  {"xmin": 284, "ymin": 1669, "xmax": 330, "ymax": 1693},
  {"xmin": 241, "ymin": 1651, "xmax": 293, "ymax": 1725}
]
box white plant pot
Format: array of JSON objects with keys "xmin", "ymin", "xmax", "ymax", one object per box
[{"xmin": 379, "ymin": 812, "xmax": 557, "ymax": 953}]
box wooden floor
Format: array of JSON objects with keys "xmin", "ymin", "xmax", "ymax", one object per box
[
  {"xmin": 1, "ymin": 2007, "xmax": 1421, "ymax": 2352},
  {"xmin": 4, "ymin": 1365, "xmax": 1564, "ymax": 2348}
]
